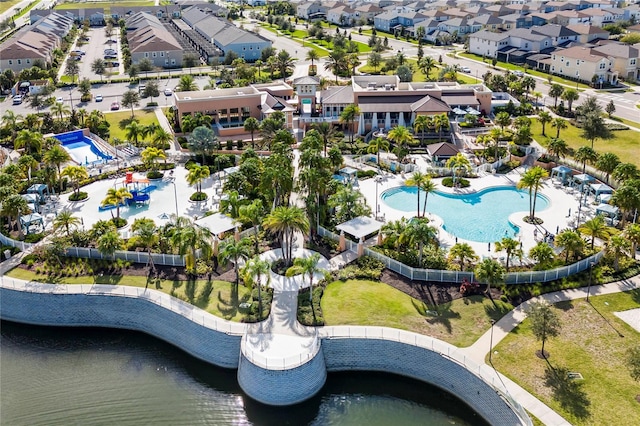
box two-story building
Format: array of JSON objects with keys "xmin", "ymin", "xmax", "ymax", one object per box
[
  {"xmin": 549, "ymin": 45, "xmax": 618, "ymax": 85},
  {"xmin": 593, "ymin": 43, "xmax": 639, "ymax": 82},
  {"xmin": 126, "ymin": 12, "xmax": 184, "ymax": 68}
]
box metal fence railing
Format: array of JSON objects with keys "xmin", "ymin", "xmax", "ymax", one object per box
[{"xmin": 317, "ymin": 226, "xmax": 603, "ymax": 285}]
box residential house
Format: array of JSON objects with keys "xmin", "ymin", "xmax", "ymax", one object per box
[
  {"xmin": 580, "ymin": 7, "xmax": 625, "ymax": 26},
  {"xmin": 531, "ymin": 24, "xmax": 579, "ymax": 47},
  {"xmin": 374, "ymin": 11, "xmax": 399, "ymax": 32},
  {"xmin": 551, "ymin": 10, "xmax": 590, "ymax": 26},
  {"xmin": 499, "ymin": 13, "xmax": 534, "ymax": 29},
  {"xmin": 327, "ymin": 5, "xmax": 358, "ymax": 26},
  {"xmin": 550, "ymin": 45, "xmax": 617, "ymax": 85},
  {"xmin": 566, "ymin": 24, "xmax": 609, "ymax": 43},
  {"xmin": 592, "ymin": 43, "xmax": 640, "ymax": 81},
  {"xmin": 354, "ymin": 4, "xmax": 384, "ymax": 24},
  {"xmin": 296, "ymin": 1, "xmax": 329, "ymax": 20},
  {"xmin": 126, "ymin": 12, "xmax": 184, "ymax": 68},
  {"xmin": 468, "ymin": 29, "xmax": 511, "ymax": 58},
  {"xmin": 499, "ymin": 28, "xmax": 553, "ymax": 62},
  {"xmin": 437, "ymin": 17, "xmax": 482, "ymax": 37},
  {"xmin": 470, "ymin": 14, "xmax": 505, "ymax": 32}
]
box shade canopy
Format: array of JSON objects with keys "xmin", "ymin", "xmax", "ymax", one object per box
[
  {"xmin": 336, "ymin": 216, "xmax": 384, "ymax": 240},
  {"xmin": 452, "ymin": 107, "xmax": 467, "ymax": 115},
  {"xmin": 589, "ymin": 183, "xmax": 613, "ymax": 195},
  {"xmin": 466, "ymin": 107, "xmax": 481, "ymax": 115},
  {"xmin": 599, "ymin": 193, "xmax": 612, "ymax": 203},
  {"xmin": 595, "ymin": 203, "xmax": 619, "ymax": 217},
  {"xmin": 573, "ymin": 174, "xmax": 594, "ymax": 183},
  {"xmin": 195, "ymin": 213, "xmax": 236, "ymax": 236},
  {"xmin": 552, "ymin": 165, "xmax": 572, "ymax": 174}
]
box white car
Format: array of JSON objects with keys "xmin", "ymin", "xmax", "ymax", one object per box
[
  {"xmin": 164, "ymin": 87, "xmax": 173, "ymax": 96},
  {"xmin": 460, "ymin": 66, "xmax": 471, "ymax": 73},
  {"xmin": 95, "ymin": 94, "xmax": 103, "ymax": 102},
  {"xmin": 56, "ymin": 96, "xmax": 64, "ymax": 103},
  {"xmin": 513, "ymin": 70, "xmax": 524, "ymax": 77}
]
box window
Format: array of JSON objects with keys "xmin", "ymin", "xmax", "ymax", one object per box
[
  {"xmin": 145, "ymin": 52, "xmax": 149, "ymax": 58},
  {"xmin": 152, "ymin": 52, "xmax": 157, "ymax": 57},
  {"xmin": 165, "ymin": 59, "xmax": 169, "ymax": 65},
  {"xmin": 160, "ymin": 52, "xmax": 164, "ymax": 57},
  {"xmin": 551, "ymin": 66, "xmax": 555, "ymax": 71},
  {"xmin": 599, "ymin": 63, "xmax": 606, "ymax": 69},
  {"xmin": 26, "ymin": 59, "xmax": 30, "ymax": 64},
  {"xmin": 631, "ymin": 59, "xmax": 637, "ymax": 65},
  {"xmin": 243, "ymin": 47, "xmax": 246, "ymax": 51},
  {"xmin": 566, "ymin": 61, "xmax": 569, "ymax": 66},
  {"xmin": 8, "ymin": 60, "xmax": 12, "ymax": 65},
  {"xmin": 17, "ymin": 59, "xmax": 21, "ymax": 65}
]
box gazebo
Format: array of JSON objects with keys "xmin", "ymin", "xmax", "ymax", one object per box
[
  {"xmin": 336, "ymin": 216, "xmax": 385, "ymax": 256},
  {"xmin": 599, "ymin": 193, "xmax": 612, "ymax": 203},
  {"xmin": 550, "ymin": 165, "xmax": 572, "ymax": 184},
  {"xmin": 21, "ymin": 194, "xmax": 39, "ymax": 213},
  {"xmin": 339, "ymin": 167, "xmax": 359, "ymax": 186},
  {"xmin": 27, "ymin": 183, "xmax": 49, "ymax": 203},
  {"xmin": 195, "ymin": 213, "xmax": 238, "ymax": 254},
  {"xmin": 595, "ymin": 204, "xmax": 619, "ymax": 223},
  {"xmin": 589, "ymin": 183, "xmax": 613, "ymax": 201},
  {"xmin": 20, "ymin": 213, "xmax": 44, "ymax": 235},
  {"xmin": 573, "ymin": 174, "xmax": 594, "ymax": 192}
]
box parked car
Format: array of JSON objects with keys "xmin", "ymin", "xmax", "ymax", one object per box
[
  {"xmin": 513, "ymin": 70, "xmax": 524, "ymax": 77},
  {"xmin": 110, "ymin": 101, "xmax": 120, "ymax": 110},
  {"xmin": 95, "ymin": 94, "xmax": 103, "ymax": 102},
  {"xmin": 104, "ymin": 55, "xmax": 117, "ymax": 60},
  {"xmin": 104, "ymin": 49, "xmax": 116, "ymax": 55},
  {"xmin": 56, "ymin": 96, "xmax": 64, "ymax": 103},
  {"xmin": 12, "ymin": 95, "xmax": 23, "ymax": 105},
  {"xmin": 164, "ymin": 87, "xmax": 173, "ymax": 96},
  {"xmin": 460, "ymin": 66, "xmax": 471, "ymax": 73}
]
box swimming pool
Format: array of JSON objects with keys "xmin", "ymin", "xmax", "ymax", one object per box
[
  {"xmin": 56, "ymin": 130, "xmax": 112, "ymax": 165},
  {"xmin": 380, "ymin": 186, "xmax": 549, "ymax": 243}
]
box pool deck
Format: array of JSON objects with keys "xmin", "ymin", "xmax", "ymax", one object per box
[{"xmin": 358, "ymin": 166, "xmax": 589, "ymax": 260}]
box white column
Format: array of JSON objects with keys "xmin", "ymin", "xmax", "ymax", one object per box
[
  {"xmin": 410, "ymin": 112, "xmax": 416, "ymax": 126},
  {"xmin": 385, "ymin": 112, "xmax": 391, "ymax": 129},
  {"xmin": 372, "ymin": 112, "xmax": 378, "ymax": 129},
  {"xmin": 399, "ymin": 111, "xmax": 405, "ymax": 128},
  {"xmin": 357, "ymin": 113, "xmax": 365, "ymax": 135}
]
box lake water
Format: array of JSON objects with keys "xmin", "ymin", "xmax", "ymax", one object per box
[{"xmin": 1, "ymin": 321, "xmax": 487, "ymax": 426}]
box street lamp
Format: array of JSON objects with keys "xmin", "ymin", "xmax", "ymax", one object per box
[
  {"xmin": 374, "ymin": 175, "xmax": 382, "ymax": 220},
  {"xmin": 489, "ymin": 319, "xmax": 496, "ymax": 364},
  {"xmin": 69, "ymin": 88, "xmax": 75, "ymax": 115},
  {"xmin": 169, "ymin": 177, "xmax": 179, "ymax": 218},
  {"xmin": 576, "ymin": 74, "xmax": 580, "ymax": 90},
  {"xmin": 586, "ymin": 261, "xmax": 595, "ymax": 302}
]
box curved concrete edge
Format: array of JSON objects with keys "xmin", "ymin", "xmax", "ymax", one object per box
[{"xmin": 237, "ymin": 348, "xmax": 327, "ymax": 406}]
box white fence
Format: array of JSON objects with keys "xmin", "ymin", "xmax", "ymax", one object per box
[{"xmin": 318, "ymin": 226, "xmax": 603, "ymax": 285}]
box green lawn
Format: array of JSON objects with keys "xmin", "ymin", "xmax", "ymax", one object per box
[
  {"xmin": 0, "ymin": 0, "xmax": 23, "ymax": 15},
  {"xmin": 458, "ymin": 52, "xmax": 591, "ymax": 89},
  {"xmin": 7, "ymin": 267, "xmax": 262, "ymax": 322},
  {"xmin": 321, "ymin": 280, "xmax": 514, "ymax": 347},
  {"xmin": 491, "ymin": 290, "xmax": 640, "ymax": 426},
  {"xmin": 358, "ymin": 60, "xmax": 478, "ymax": 85},
  {"xmin": 55, "ymin": 0, "xmax": 155, "ymax": 10},
  {"xmin": 104, "ymin": 109, "xmax": 160, "ymax": 143},
  {"xmin": 531, "ymin": 119, "xmax": 640, "ymax": 168}
]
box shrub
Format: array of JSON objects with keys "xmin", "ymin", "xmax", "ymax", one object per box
[
  {"xmin": 146, "ymin": 170, "xmax": 163, "ymax": 179},
  {"xmin": 226, "ymin": 140, "xmax": 233, "ymax": 150},
  {"xmin": 442, "ymin": 177, "xmax": 470, "ymax": 187},
  {"xmin": 605, "ymin": 123, "xmax": 628, "ymax": 131},
  {"xmin": 24, "ymin": 233, "xmax": 45, "ymax": 244},
  {"xmin": 237, "ymin": 139, "xmax": 244, "ymax": 150},
  {"xmin": 190, "ymin": 191, "xmax": 207, "ymax": 201},
  {"xmin": 356, "ymin": 170, "xmax": 377, "ymax": 179},
  {"xmin": 111, "ymin": 217, "xmax": 127, "ymax": 228},
  {"xmin": 68, "ymin": 191, "xmax": 88, "ymax": 201}
]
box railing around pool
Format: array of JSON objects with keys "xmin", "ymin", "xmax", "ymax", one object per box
[{"xmin": 317, "ymin": 226, "xmax": 603, "ymax": 285}]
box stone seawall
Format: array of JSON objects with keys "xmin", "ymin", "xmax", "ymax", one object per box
[{"xmin": 321, "ymin": 337, "xmax": 523, "ymax": 425}]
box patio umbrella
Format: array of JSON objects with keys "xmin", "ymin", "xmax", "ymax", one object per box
[{"xmin": 466, "ymin": 107, "xmax": 481, "ymax": 115}]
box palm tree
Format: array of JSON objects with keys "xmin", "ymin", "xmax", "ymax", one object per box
[
  {"xmin": 405, "ymin": 171, "xmax": 428, "ymax": 217},
  {"xmin": 169, "ymin": 216, "xmax": 212, "ymax": 272},
  {"xmin": 188, "ymin": 125, "xmax": 217, "ymax": 165},
  {"xmin": 186, "ymin": 164, "xmax": 210, "ymax": 195},
  {"xmin": 101, "ymin": 187, "xmax": 133, "ymax": 221},
  {"xmin": 622, "ymin": 223, "xmax": 640, "ymax": 260},
  {"xmin": 325, "ymin": 50, "xmax": 347, "ymax": 83},
  {"xmin": 124, "ymin": 120, "xmax": 145, "ymax": 147},
  {"xmin": 606, "ymin": 235, "xmax": 631, "ymax": 271},
  {"xmin": 434, "ymin": 113, "xmax": 450, "ymax": 141},
  {"xmin": 516, "ymin": 166, "xmax": 549, "ymax": 222},
  {"xmin": 152, "ymin": 128, "xmax": 174, "ymax": 149},
  {"xmin": 551, "ymin": 117, "xmax": 568, "ymax": 138},
  {"xmin": 495, "ymin": 237, "xmax": 523, "ymax": 272},
  {"xmin": 328, "ymin": 184, "xmax": 371, "ymax": 224},
  {"xmin": 418, "ymin": 56, "xmax": 436, "ymax": 80},
  {"xmin": 239, "ymin": 199, "xmax": 264, "ymax": 255},
  {"xmin": 574, "ymin": 146, "xmax": 599, "ymax": 173},
  {"xmin": 285, "ymin": 253, "xmax": 328, "ymax": 307},
  {"xmin": 446, "ymin": 153, "xmax": 471, "ymax": 186},
  {"xmin": 312, "ymin": 122, "xmax": 338, "ymax": 157},
  {"xmin": 53, "ymin": 210, "xmax": 81, "ymax": 237},
  {"xmin": 243, "ymin": 117, "xmax": 260, "ymax": 149},
  {"xmin": 97, "ymin": 230, "xmax": 123, "ymax": 259},
  {"xmin": 43, "ymin": 145, "xmax": 71, "ymax": 192},
  {"xmin": 14, "ymin": 129, "xmax": 43, "ymax": 156},
  {"xmin": 218, "ymin": 237, "xmax": 251, "ymax": 287},
  {"xmin": 242, "ymin": 256, "xmax": 271, "ymax": 319},
  {"xmin": 61, "ymin": 165, "xmax": 88, "ymax": 198},
  {"xmin": 547, "ymin": 137, "xmax": 569, "ymax": 161},
  {"xmin": 275, "ymin": 49, "xmax": 294, "ymax": 78},
  {"xmin": 77, "ymin": 108, "xmax": 88, "ymax": 127},
  {"xmin": 340, "ymin": 104, "xmax": 360, "ymax": 145},
  {"xmin": 387, "ymin": 125, "xmax": 413, "ymax": 147},
  {"xmin": 611, "ymin": 185, "xmax": 640, "ymax": 227},
  {"xmin": 366, "ymin": 137, "xmax": 389, "ymax": 168},
  {"xmin": 537, "ymin": 111, "xmax": 552, "ymax": 136},
  {"xmin": 554, "ymin": 230, "xmax": 584, "ymax": 263},
  {"xmin": 1, "ymin": 194, "xmax": 29, "ymax": 237},
  {"xmin": 420, "ymin": 177, "xmax": 438, "ymax": 218},
  {"xmin": 263, "ymin": 205, "xmax": 310, "ymax": 266},
  {"xmin": 403, "ymin": 217, "xmax": 438, "ymax": 268},
  {"xmin": 220, "ymin": 190, "xmax": 245, "ymax": 219},
  {"xmin": 528, "ymin": 242, "xmax": 555, "ymax": 268},
  {"xmin": 474, "ymin": 258, "xmax": 505, "ymax": 305},
  {"xmin": 561, "ymin": 88, "xmax": 580, "ymax": 113},
  {"xmin": 578, "ymin": 215, "xmax": 615, "ymax": 249},
  {"xmin": 305, "ymin": 49, "xmax": 319, "ymax": 66},
  {"xmin": 50, "ymin": 101, "xmax": 70, "ymax": 122},
  {"xmin": 549, "ymin": 84, "xmax": 564, "ymax": 108},
  {"xmin": 177, "ymin": 75, "xmax": 198, "ymax": 91},
  {"xmin": 531, "ymin": 91, "xmax": 543, "ymax": 110},
  {"xmin": 495, "ymin": 111, "xmax": 511, "ymax": 131},
  {"xmin": 140, "ymin": 147, "xmax": 166, "ymax": 174},
  {"xmin": 413, "ymin": 115, "xmax": 431, "ymax": 145},
  {"xmin": 596, "ymin": 152, "xmax": 620, "ymax": 184},
  {"xmin": 448, "ymin": 243, "xmax": 478, "ymax": 271},
  {"xmin": 381, "ymin": 218, "xmax": 409, "ymax": 249},
  {"xmin": 2, "ymin": 110, "xmax": 23, "ymax": 139},
  {"xmin": 132, "ymin": 218, "xmax": 158, "ymax": 276}
]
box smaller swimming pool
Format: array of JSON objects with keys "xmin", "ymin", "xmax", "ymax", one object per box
[
  {"xmin": 55, "ymin": 130, "xmax": 112, "ymax": 165},
  {"xmin": 381, "ymin": 186, "xmax": 549, "ymax": 243}
]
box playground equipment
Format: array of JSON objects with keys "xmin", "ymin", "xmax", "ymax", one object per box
[{"xmin": 99, "ymin": 172, "xmax": 157, "ymax": 211}]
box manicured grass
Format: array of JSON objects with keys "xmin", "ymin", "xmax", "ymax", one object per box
[
  {"xmin": 531, "ymin": 119, "xmax": 640, "ymax": 168},
  {"xmin": 358, "ymin": 60, "xmax": 477, "ymax": 84},
  {"xmin": 458, "ymin": 52, "xmax": 591, "ymax": 89},
  {"xmin": 608, "ymin": 115, "xmax": 640, "ymax": 130},
  {"xmin": 491, "ymin": 290, "xmax": 640, "ymax": 426},
  {"xmin": 0, "ymin": 0, "xmax": 23, "ymax": 15},
  {"xmin": 7, "ymin": 267, "xmax": 257, "ymax": 322},
  {"xmin": 104, "ymin": 109, "xmax": 160, "ymax": 143},
  {"xmin": 55, "ymin": 1, "xmax": 155, "ymax": 10},
  {"xmin": 321, "ymin": 280, "xmax": 514, "ymax": 347}
]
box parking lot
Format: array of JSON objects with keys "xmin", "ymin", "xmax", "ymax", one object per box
[{"xmin": 74, "ymin": 27, "xmax": 124, "ymax": 81}]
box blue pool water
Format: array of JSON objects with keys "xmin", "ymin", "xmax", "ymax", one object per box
[
  {"xmin": 381, "ymin": 186, "xmax": 549, "ymax": 243},
  {"xmin": 56, "ymin": 130, "xmax": 112, "ymax": 165}
]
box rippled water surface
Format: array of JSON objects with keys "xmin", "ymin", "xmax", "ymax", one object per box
[{"xmin": 1, "ymin": 322, "xmax": 487, "ymax": 426}]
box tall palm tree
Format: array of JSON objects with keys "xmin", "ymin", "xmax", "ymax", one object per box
[
  {"xmin": 340, "ymin": 104, "xmax": 360, "ymax": 145},
  {"xmin": 312, "ymin": 122, "xmax": 338, "ymax": 156},
  {"xmin": 547, "ymin": 137, "xmax": 569, "ymax": 161},
  {"xmin": 381, "ymin": 218, "xmax": 409, "ymax": 250},
  {"xmin": 220, "ymin": 190, "xmax": 245, "ymax": 219},
  {"xmin": 43, "ymin": 145, "xmax": 71, "ymax": 192},
  {"xmin": 387, "ymin": 125, "xmax": 414, "ymax": 147},
  {"xmin": 152, "ymin": 128, "xmax": 174, "ymax": 149},
  {"xmin": 275, "ymin": 49, "xmax": 294, "ymax": 78},
  {"xmin": 551, "ymin": 117, "xmax": 568, "ymax": 138},
  {"xmin": 285, "ymin": 253, "xmax": 328, "ymax": 305},
  {"xmin": 239, "ymin": 199, "xmax": 264, "ymax": 255},
  {"xmin": 474, "ymin": 258, "xmax": 505, "ymax": 304},
  {"xmin": 97, "ymin": 230, "xmax": 123, "ymax": 259},
  {"xmin": 218, "ymin": 237, "xmax": 251, "ymax": 287},
  {"xmin": 495, "ymin": 237, "xmax": 522, "ymax": 272},
  {"xmin": 140, "ymin": 147, "xmax": 166, "ymax": 174},
  {"xmin": 446, "ymin": 153, "xmax": 471, "ymax": 185},
  {"xmin": 561, "ymin": 88, "xmax": 580, "ymax": 113},
  {"xmin": 132, "ymin": 218, "xmax": 158, "ymax": 276},
  {"xmin": 1, "ymin": 194, "xmax": 29, "ymax": 237},
  {"xmin": 101, "ymin": 187, "xmax": 133, "ymax": 221},
  {"xmin": 263, "ymin": 205, "xmax": 310, "ymax": 266},
  {"xmin": 243, "ymin": 117, "xmax": 260, "ymax": 149},
  {"xmin": 596, "ymin": 152, "xmax": 620, "ymax": 184},
  {"xmin": 53, "ymin": 210, "xmax": 81, "ymax": 237},
  {"xmin": 434, "ymin": 113, "xmax": 450, "ymax": 141},
  {"xmin": 516, "ymin": 166, "xmax": 548, "ymax": 222},
  {"xmin": 124, "ymin": 120, "xmax": 145, "ymax": 147},
  {"xmin": 528, "ymin": 242, "xmax": 555, "ymax": 268},
  {"xmin": 554, "ymin": 230, "xmax": 584, "ymax": 263},
  {"xmin": 606, "ymin": 235, "xmax": 631, "ymax": 271},
  {"xmin": 77, "ymin": 108, "xmax": 88, "ymax": 127},
  {"xmin": 366, "ymin": 137, "xmax": 389, "ymax": 168},
  {"xmin": 448, "ymin": 243, "xmax": 478, "ymax": 271},
  {"xmin": 611, "ymin": 184, "xmax": 640, "ymax": 227},
  {"xmin": 186, "ymin": 164, "xmax": 210, "ymax": 194},
  {"xmin": 61, "ymin": 165, "xmax": 89, "ymax": 198},
  {"xmin": 578, "ymin": 215, "xmax": 615, "ymax": 249},
  {"xmin": 14, "ymin": 129, "xmax": 43, "ymax": 156},
  {"xmin": 50, "ymin": 101, "xmax": 70, "ymax": 122},
  {"xmin": 305, "ymin": 49, "xmax": 319, "ymax": 66},
  {"xmin": 413, "ymin": 115, "xmax": 431, "ymax": 145},
  {"xmin": 622, "ymin": 223, "xmax": 640, "ymax": 260},
  {"xmin": 242, "ymin": 256, "xmax": 271, "ymax": 319},
  {"xmin": 405, "ymin": 171, "xmax": 428, "ymax": 217},
  {"xmin": 403, "ymin": 217, "xmax": 438, "ymax": 267},
  {"xmin": 574, "ymin": 146, "xmax": 599, "ymax": 174},
  {"xmin": 188, "ymin": 125, "xmax": 217, "ymax": 165},
  {"xmin": 170, "ymin": 217, "xmax": 212, "ymax": 272},
  {"xmin": 495, "ymin": 111, "xmax": 512, "ymax": 132},
  {"xmin": 420, "ymin": 177, "xmax": 437, "ymax": 217},
  {"xmin": 324, "ymin": 50, "xmax": 347, "ymax": 83},
  {"xmin": 537, "ymin": 111, "xmax": 552, "ymax": 136},
  {"xmin": 418, "ymin": 56, "xmax": 436, "ymax": 80},
  {"xmin": 2, "ymin": 110, "xmax": 23, "ymax": 139}
]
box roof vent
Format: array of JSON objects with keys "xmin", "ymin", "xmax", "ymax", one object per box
[{"xmin": 184, "ymin": 97, "xmax": 191, "ymax": 100}]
